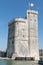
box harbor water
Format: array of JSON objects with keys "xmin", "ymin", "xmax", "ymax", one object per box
[{"xmin": 0, "ymin": 60, "xmax": 42, "ymax": 65}]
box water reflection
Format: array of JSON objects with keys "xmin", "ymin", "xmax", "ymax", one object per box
[
  {"xmin": 0, "ymin": 60, "xmax": 40, "ymax": 65},
  {"xmin": 12, "ymin": 61, "xmax": 38, "ymax": 65},
  {"xmin": 6, "ymin": 60, "xmax": 12, "ymax": 65}
]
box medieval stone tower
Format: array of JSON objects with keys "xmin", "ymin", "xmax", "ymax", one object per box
[
  {"xmin": 7, "ymin": 10, "xmax": 39, "ymax": 60},
  {"xmin": 27, "ymin": 10, "xmax": 39, "ymax": 60}
]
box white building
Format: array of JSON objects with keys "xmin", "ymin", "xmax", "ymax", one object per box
[{"xmin": 7, "ymin": 10, "xmax": 39, "ymax": 60}]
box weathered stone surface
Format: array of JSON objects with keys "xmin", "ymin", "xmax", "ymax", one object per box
[{"xmin": 7, "ymin": 10, "xmax": 39, "ymax": 60}]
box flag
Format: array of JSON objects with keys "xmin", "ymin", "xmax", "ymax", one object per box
[{"xmin": 29, "ymin": 2, "xmax": 34, "ymax": 7}]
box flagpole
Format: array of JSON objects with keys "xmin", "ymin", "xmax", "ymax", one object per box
[
  {"xmin": 29, "ymin": 2, "xmax": 34, "ymax": 10},
  {"xmin": 29, "ymin": 2, "xmax": 30, "ymax": 10}
]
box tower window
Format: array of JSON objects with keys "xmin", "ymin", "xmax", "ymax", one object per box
[
  {"xmin": 35, "ymin": 19, "xmax": 36, "ymax": 21},
  {"xmin": 23, "ymin": 35, "xmax": 24, "ymax": 37}
]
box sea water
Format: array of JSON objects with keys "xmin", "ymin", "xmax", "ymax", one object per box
[{"xmin": 0, "ymin": 60, "xmax": 41, "ymax": 65}]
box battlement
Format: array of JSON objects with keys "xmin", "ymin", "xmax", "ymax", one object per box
[{"xmin": 27, "ymin": 10, "xmax": 38, "ymax": 15}]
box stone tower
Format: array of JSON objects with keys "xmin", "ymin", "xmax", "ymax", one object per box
[
  {"xmin": 7, "ymin": 17, "xmax": 29, "ymax": 58},
  {"xmin": 7, "ymin": 10, "xmax": 39, "ymax": 60},
  {"xmin": 27, "ymin": 10, "xmax": 39, "ymax": 60}
]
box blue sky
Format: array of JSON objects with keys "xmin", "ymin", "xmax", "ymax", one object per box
[{"xmin": 0, "ymin": 0, "xmax": 43, "ymax": 51}]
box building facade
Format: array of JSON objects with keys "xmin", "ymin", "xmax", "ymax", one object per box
[
  {"xmin": 0, "ymin": 50, "xmax": 6, "ymax": 57},
  {"xmin": 7, "ymin": 10, "xmax": 39, "ymax": 60},
  {"xmin": 39, "ymin": 49, "xmax": 43, "ymax": 60}
]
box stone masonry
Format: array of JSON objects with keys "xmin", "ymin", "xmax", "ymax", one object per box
[{"xmin": 7, "ymin": 10, "xmax": 39, "ymax": 60}]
